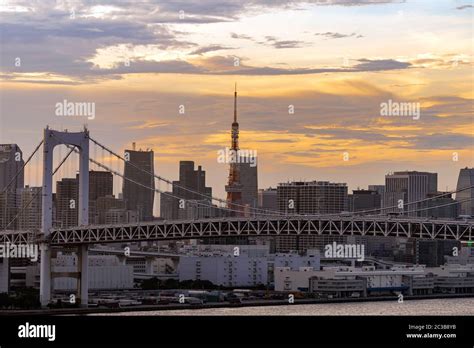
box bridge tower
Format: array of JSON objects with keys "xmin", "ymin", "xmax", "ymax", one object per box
[{"xmin": 40, "ymin": 127, "xmax": 89, "ymax": 307}]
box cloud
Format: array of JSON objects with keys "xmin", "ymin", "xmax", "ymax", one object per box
[
  {"xmin": 456, "ymin": 5, "xmax": 473, "ymax": 10},
  {"xmin": 315, "ymin": 32, "xmax": 363, "ymax": 39},
  {"xmin": 408, "ymin": 54, "xmax": 471, "ymax": 69},
  {"xmin": 353, "ymin": 59, "xmax": 411, "ymax": 71},
  {"xmin": 253, "ymin": 138, "xmax": 298, "ymax": 143},
  {"xmin": 0, "ymin": 0, "xmax": 412, "ymax": 83},
  {"xmin": 0, "ymin": 16, "xmax": 196, "ymax": 79},
  {"xmin": 190, "ymin": 45, "xmax": 235, "ymax": 55},
  {"xmin": 409, "ymin": 133, "xmax": 474, "ymax": 150},
  {"xmin": 313, "ymin": 0, "xmax": 405, "ymax": 5},
  {"xmin": 230, "ymin": 32, "xmax": 254, "ymax": 40},
  {"xmin": 262, "ymin": 36, "xmax": 307, "ymax": 49},
  {"xmin": 2, "ymin": 55, "xmax": 413, "ymax": 84},
  {"xmin": 205, "ymin": 56, "xmax": 411, "ymax": 75}
]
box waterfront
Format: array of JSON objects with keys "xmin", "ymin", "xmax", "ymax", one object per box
[{"xmin": 99, "ymin": 298, "xmax": 474, "ymax": 316}]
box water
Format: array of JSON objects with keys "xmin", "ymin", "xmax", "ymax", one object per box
[{"xmin": 100, "ymin": 298, "xmax": 474, "ymax": 316}]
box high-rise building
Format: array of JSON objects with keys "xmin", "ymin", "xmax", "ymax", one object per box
[
  {"xmin": 384, "ymin": 171, "xmax": 437, "ymax": 216},
  {"xmin": 87, "ymin": 171, "xmax": 113, "ymax": 201},
  {"xmin": 258, "ymin": 187, "xmax": 277, "ymax": 211},
  {"xmin": 175, "ymin": 161, "xmax": 212, "ymax": 201},
  {"xmin": 95, "ymin": 195, "xmax": 126, "ymax": 224},
  {"xmin": 368, "ymin": 185, "xmax": 386, "ymax": 195},
  {"xmin": 0, "ymin": 144, "xmax": 24, "ymax": 192},
  {"xmin": 18, "ymin": 186, "xmax": 42, "ymax": 231},
  {"xmin": 277, "ymin": 181, "xmax": 348, "ymax": 214},
  {"xmin": 160, "ymin": 193, "xmax": 176, "ymax": 220},
  {"xmin": 0, "ymin": 190, "xmax": 19, "ymax": 230},
  {"xmin": 82, "ymin": 171, "xmax": 113, "ymax": 223},
  {"xmin": 348, "ymin": 189, "xmax": 381, "ymax": 213},
  {"xmin": 456, "ymin": 167, "xmax": 474, "ymax": 217},
  {"xmin": 160, "ymin": 161, "xmax": 213, "ymax": 220},
  {"xmin": 55, "ymin": 178, "xmax": 78, "ymax": 228},
  {"xmin": 0, "ymin": 144, "xmax": 24, "ymax": 230},
  {"xmin": 415, "ymin": 240, "xmax": 460, "ymax": 267},
  {"xmin": 238, "ymin": 162, "xmax": 258, "ymax": 215},
  {"xmin": 56, "ymin": 171, "xmax": 115, "ymax": 226},
  {"xmin": 122, "ymin": 147, "xmax": 155, "ymax": 221},
  {"xmin": 417, "ymin": 192, "xmax": 458, "ymax": 219},
  {"xmin": 275, "ymin": 181, "xmax": 348, "ymax": 253},
  {"xmin": 104, "ymin": 209, "xmax": 139, "ymax": 224}
]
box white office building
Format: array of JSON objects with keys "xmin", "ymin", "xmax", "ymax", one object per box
[
  {"xmin": 275, "ymin": 267, "xmax": 323, "ymax": 291},
  {"xmin": 179, "ymin": 255, "xmax": 268, "ymax": 287},
  {"xmin": 25, "ymin": 254, "xmax": 134, "ymax": 290},
  {"xmin": 274, "ymin": 251, "xmax": 321, "ymax": 270}
]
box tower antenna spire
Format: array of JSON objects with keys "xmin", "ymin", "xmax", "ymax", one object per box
[
  {"xmin": 234, "ymin": 82, "xmax": 237, "ymax": 123},
  {"xmin": 230, "ymin": 83, "xmax": 239, "ymax": 150}
]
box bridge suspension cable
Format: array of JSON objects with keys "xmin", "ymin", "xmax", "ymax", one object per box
[
  {"xmin": 87, "ymin": 135, "xmax": 286, "ymax": 217},
  {"xmin": 315, "ymin": 185, "xmax": 474, "ymax": 218},
  {"xmin": 1, "ymin": 145, "xmax": 75, "ymax": 231},
  {"xmin": 0, "ymin": 140, "xmax": 43, "ymax": 195},
  {"xmin": 88, "ymin": 157, "xmax": 282, "ymax": 218},
  {"xmin": 88, "ymin": 135, "xmax": 474, "ymax": 219},
  {"xmin": 55, "ymin": 139, "xmax": 282, "ymax": 219},
  {"xmin": 404, "ymin": 197, "xmax": 473, "ymax": 215}
]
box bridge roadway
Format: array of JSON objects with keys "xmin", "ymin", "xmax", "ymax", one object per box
[{"xmin": 1, "ymin": 216, "xmax": 472, "ymax": 246}]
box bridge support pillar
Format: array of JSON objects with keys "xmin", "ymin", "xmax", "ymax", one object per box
[
  {"xmin": 78, "ymin": 245, "xmax": 89, "ymax": 307},
  {"xmin": 39, "ymin": 243, "xmax": 51, "ymax": 307}
]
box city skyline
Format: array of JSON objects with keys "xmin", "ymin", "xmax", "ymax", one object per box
[
  {"xmin": 1, "ymin": 1, "xmax": 474, "ymax": 341},
  {"xmin": 0, "ymin": 0, "xmax": 472, "ymax": 200},
  {"xmin": 2, "ymin": 135, "xmax": 471, "ymax": 221},
  {"xmin": 1, "ymin": 134, "xmax": 472, "ymax": 220}
]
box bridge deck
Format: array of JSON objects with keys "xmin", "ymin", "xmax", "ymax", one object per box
[{"xmin": 2, "ymin": 217, "xmax": 471, "ymax": 245}]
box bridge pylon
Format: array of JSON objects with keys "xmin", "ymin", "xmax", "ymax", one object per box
[{"xmin": 40, "ymin": 127, "xmax": 89, "ymax": 307}]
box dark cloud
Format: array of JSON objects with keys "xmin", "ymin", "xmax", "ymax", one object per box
[
  {"xmin": 1, "ymin": 55, "xmax": 413, "ymax": 84},
  {"xmin": 404, "ymin": 133, "xmax": 474, "ymax": 150},
  {"xmin": 353, "ymin": 59, "xmax": 411, "ymax": 71}
]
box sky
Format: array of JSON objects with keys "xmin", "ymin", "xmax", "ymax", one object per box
[{"xmin": 0, "ymin": 0, "xmax": 473, "ymax": 212}]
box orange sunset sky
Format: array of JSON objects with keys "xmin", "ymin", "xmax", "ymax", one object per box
[{"xmin": 1, "ymin": 0, "xmax": 473, "ymax": 209}]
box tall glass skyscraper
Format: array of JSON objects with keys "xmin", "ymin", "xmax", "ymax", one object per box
[
  {"xmin": 0, "ymin": 144, "xmax": 24, "ymax": 230},
  {"xmin": 456, "ymin": 167, "xmax": 474, "ymax": 217},
  {"xmin": 0, "ymin": 144, "xmax": 24, "ymax": 192},
  {"xmin": 122, "ymin": 148, "xmax": 155, "ymax": 221}
]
